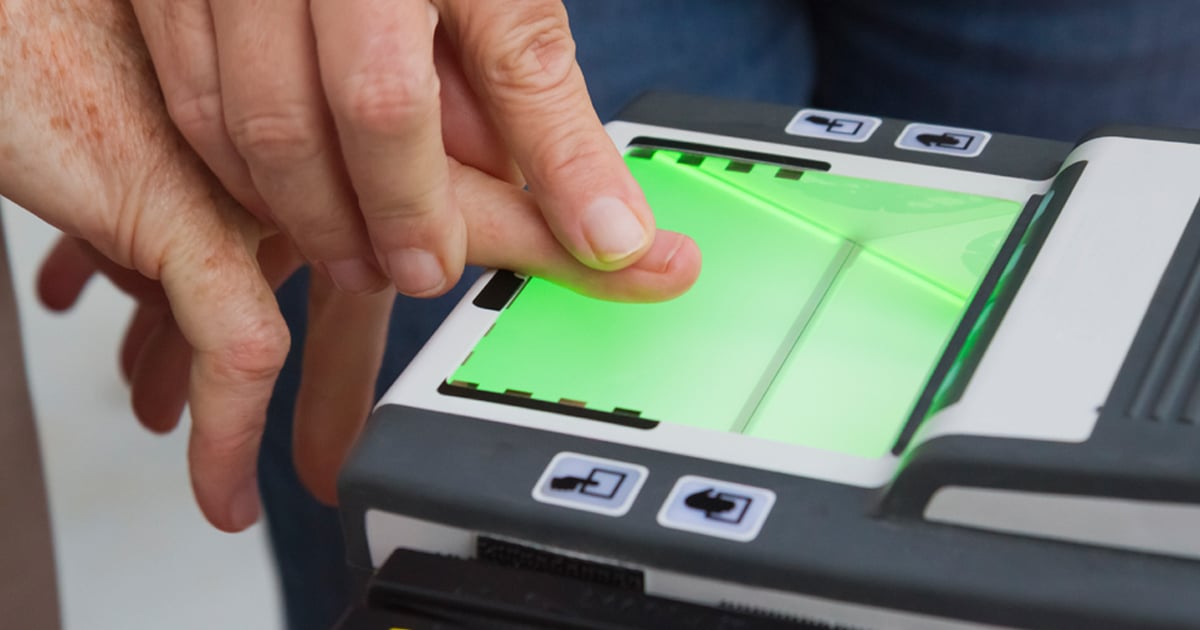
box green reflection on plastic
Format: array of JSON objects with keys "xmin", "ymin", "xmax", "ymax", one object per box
[
  {"xmin": 450, "ymin": 149, "xmax": 1021, "ymax": 458},
  {"xmin": 921, "ymin": 190, "xmax": 1057, "ymax": 439}
]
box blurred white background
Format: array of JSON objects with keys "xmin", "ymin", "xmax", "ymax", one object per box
[{"xmin": 2, "ymin": 199, "xmax": 283, "ymax": 629}]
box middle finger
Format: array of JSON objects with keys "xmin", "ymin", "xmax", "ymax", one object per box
[
  {"xmin": 311, "ymin": 0, "xmax": 465, "ymax": 298},
  {"xmin": 210, "ymin": 0, "xmax": 387, "ymax": 294}
]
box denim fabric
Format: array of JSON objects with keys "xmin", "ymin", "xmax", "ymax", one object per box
[
  {"xmin": 259, "ymin": 4, "xmax": 1200, "ymax": 628},
  {"xmin": 257, "ymin": 267, "xmax": 481, "ymax": 629},
  {"xmin": 568, "ymin": 0, "xmax": 1200, "ymax": 137}
]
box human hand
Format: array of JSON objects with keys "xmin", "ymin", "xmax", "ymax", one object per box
[
  {"xmin": 6, "ymin": 0, "xmax": 698, "ymax": 529},
  {"xmin": 39, "ymin": 159, "xmax": 700, "ymax": 505},
  {"xmin": 132, "ymin": 0, "xmax": 658, "ymax": 297},
  {"xmin": 1, "ymin": 0, "xmax": 294, "ymax": 531}
]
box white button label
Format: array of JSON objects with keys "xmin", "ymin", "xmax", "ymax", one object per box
[
  {"xmin": 657, "ymin": 475, "xmax": 776, "ymax": 542},
  {"xmin": 785, "ymin": 108, "xmax": 882, "ymax": 143},
  {"xmin": 532, "ymin": 452, "xmax": 647, "ymax": 517},
  {"xmin": 895, "ymin": 123, "xmax": 991, "ymax": 157}
]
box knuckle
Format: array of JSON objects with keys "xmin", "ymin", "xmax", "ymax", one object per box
[
  {"xmin": 530, "ymin": 127, "xmax": 611, "ymax": 181},
  {"xmin": 194, "ymin": 414, "xmax": 262, "ymax": 462},
  {"xmin": 226, "ymin": 107, "xmax": 324, "ymax": 168},
  {"xmin": 365, "ymin": 176, "xmax": 446, "ymax": 221},
  {"xmin": 291, "ymin": 219, "xmax": 364, "ymax": 262},
  {"xmin": 362, "ymin": 200, "xmax": 438, "ymax": 243},
  {"xmin": 337, "ymin": 68, "xmax": 440, "ymax": 135},
  {"xmin": 166, "ymin": 90, "xmax": 225, "ymax": 141},
  {"xmin": 476, "ymin": 7, "xmax": 576, "ymax": 95},
  {"xmin": 210, "ymin": 320, "xmax": 290, "ymax": 385},
  {"xmin": 163, "ymin": 0, "xmax": 214, "ymax": 37}
]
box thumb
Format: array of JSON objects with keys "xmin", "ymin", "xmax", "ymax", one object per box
[{"xmin": 451, "ymin": 160, "xmax": 701, "ymax": 302}]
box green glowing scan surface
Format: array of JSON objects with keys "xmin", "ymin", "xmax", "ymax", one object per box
[{"xmin": 450, "ymin": 148, "xmax": 1021, "ymax": 458}]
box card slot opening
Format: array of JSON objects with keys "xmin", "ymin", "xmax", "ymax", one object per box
[
  {"xmin": 438, "ymin": 381, "xmax": 659, "ymax": 430},
  {"xmin": 629, "ymin": 136, "xmax": 832, "ymax": 172}
]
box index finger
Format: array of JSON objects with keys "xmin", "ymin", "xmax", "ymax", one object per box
[
  {"xmin": 438, "ymin": 0, "xmax": 655, "ymax": 271},
  {"xmin": 159, "ymin": 203, "xmax": 290, "ymax": 532}
]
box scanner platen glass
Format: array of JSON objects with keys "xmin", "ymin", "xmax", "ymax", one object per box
[{"xmin": 448, "ymin": 148, "xmax": 1022, "ymax": 458}]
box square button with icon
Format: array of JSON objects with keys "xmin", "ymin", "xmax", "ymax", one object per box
[
  {"xmin": 533, "ymin": 452, "xmax": 648, "ymax": 517},
  {"xmin": 785, "ymin": 108, "xmax": 881, "ymax": 143},
  {"xmin": 895, "ymin": 123, "xmax": 991, "ymax": 158},
  {"xmin": 657, "ymin": 475, "xmax": 776, "ymax": 542}
]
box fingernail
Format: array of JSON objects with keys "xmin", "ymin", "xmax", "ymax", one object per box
[
  {"xmin": 325, "ymin": 258, "xmax": 381, "ymax": 294},
  {"xmin": 582, "ymin": 197, "xmax": 649, "ymax": 264},
  {"xmin": 387, "ymin": 248, "xmax": 445, "ymax": 296},
  {"xmin": 230, "ymin": 479, "xmax": 261, "ymax": 529}
]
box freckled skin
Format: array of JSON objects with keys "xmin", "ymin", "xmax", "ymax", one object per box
[
  {"xmin": 0, "ymin": 1, "xmax": 281, "ymax": 383},
  {"xmin": 0, "ymin": 0, "xmax": 701, "ymax": 532},
  {"xmin": 0, "ymin": 0, "xmax": 238, "ymax": 277},
  {"xmin": 0, "ymin": 0, "xmax": 305, "ymax": 535}
]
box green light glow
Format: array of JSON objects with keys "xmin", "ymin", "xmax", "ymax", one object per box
[{"xmin": 451, "ymin": 149, "xmax": 1021, "ymax": 458}]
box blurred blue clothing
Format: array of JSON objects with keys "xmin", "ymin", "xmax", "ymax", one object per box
[{"xmin": 257, "ymin": 3, "xmax": 1200, "ymax": 628}]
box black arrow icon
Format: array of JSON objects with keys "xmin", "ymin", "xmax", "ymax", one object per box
[
  {"xmin": 684, "ymin": 488, "xmax": 737, "ymax": 518},
  {"xmin": 917, "ymin": 132, "xmax": 964, "ymax": 148},
  {"xmin": 803, "ymin": 114, "xmax": 861, "ymax": 134},
  {"xmin": 551, "ymin": 475, "xmax": 598, "ymax": 492}
]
